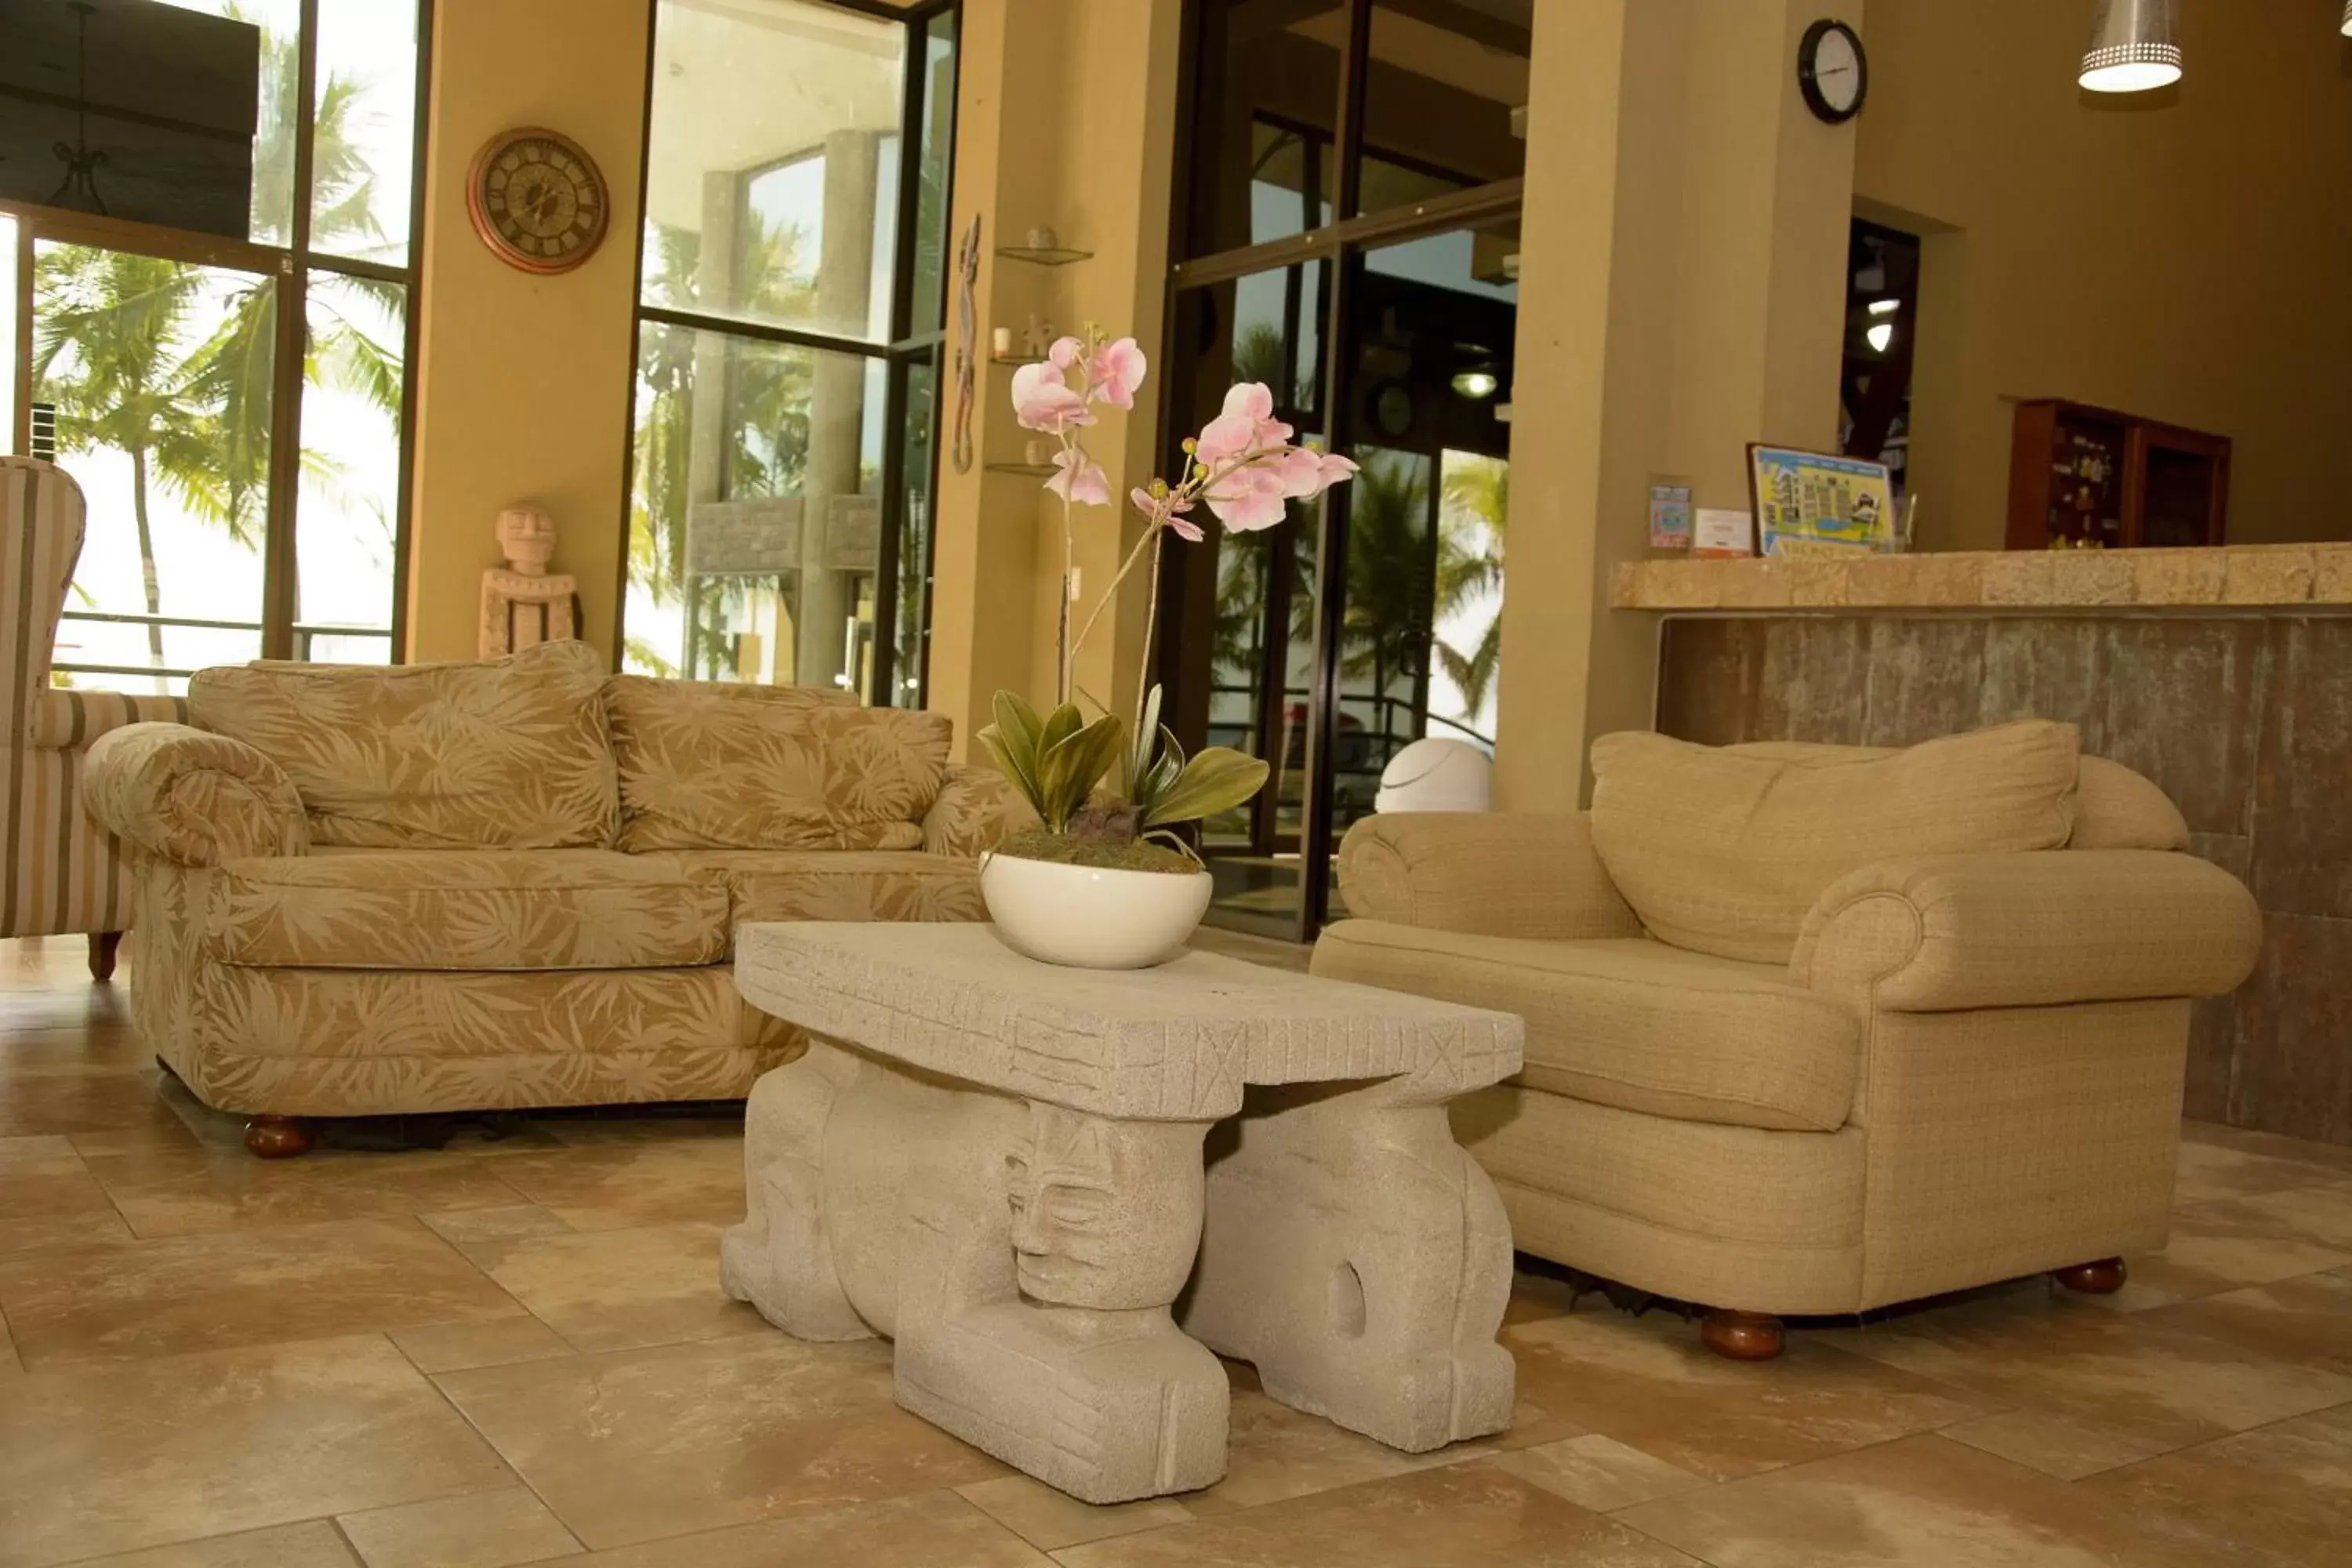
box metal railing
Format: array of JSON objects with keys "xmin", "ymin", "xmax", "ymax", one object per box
[{"xmin": 52, "ymin": 609, "xmax": 393, "ymax": 682}]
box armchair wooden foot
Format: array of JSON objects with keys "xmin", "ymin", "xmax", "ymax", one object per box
[
  {"xmin": 1700, "ymin": 1309, "xmax": 1784, "ymax": 1361},
  {"xmin": 89, "ymin": 931, "xmax": 122, "ymax": 982},
  {"xmin": 245, "ymin": 1115, "xmax": 315, "ymax": 1160},
  {"xmin": 2051, "ymin": 1258, "xmax": 2126, "ymax": 1295}
]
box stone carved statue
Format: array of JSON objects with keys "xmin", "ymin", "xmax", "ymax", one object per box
[{"xmin": 479, "ymin": 506, "xmax": 582, "ymax": 656}]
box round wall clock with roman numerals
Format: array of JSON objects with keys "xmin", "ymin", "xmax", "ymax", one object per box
[{"xmin": 466, "ymin": 127, "xmax": 609, "ymax": 275}]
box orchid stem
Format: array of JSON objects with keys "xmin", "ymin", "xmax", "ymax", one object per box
[{"xmin": 1067, "ymin": 517, "xmax": 1162, "ymax": 677}]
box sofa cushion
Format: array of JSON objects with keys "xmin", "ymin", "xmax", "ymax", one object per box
[
  {"xmin": 605, "ymin": 675, "xmax": 950, "ymax": 852},
  {"xmin": 1588, "ymin": 721, "xmax": 2080, "ymax": 964},
  {"xmin": 190, "ymin": 640, "xmax": 619, "ymax": 850},
  {"xmin": 207, "ymin": 848, "xmax": 728, "ymax": 971},
  {"xmin": 1313, "ymin": 922, "xmax": 1859, "ymax": 1132},
  {"xmin": 669, "ymin": 848, "xmax": 985, "ymax": 929}
]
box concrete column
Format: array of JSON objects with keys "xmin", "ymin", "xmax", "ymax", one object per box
[
  {"xmin": 797, "ymin": 129, "xmax": 881, "ymax": 690},
  {"xmin": 1492, "ymin": 0, "xmax": 1860, "ymax": 810}
]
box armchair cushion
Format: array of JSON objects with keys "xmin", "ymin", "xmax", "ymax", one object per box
[
  {"xmin": 208, "ymin": 848, "xmax": 729, "ymax": 971},
  {"xmin": 670, "ymin": 848, "xmax": 984, "ymax": 927},
  {"xmin": 84, "ymin": 722, "xmax": 307, "ymax": 867},
  {"xmin": 1334, "ymin": 812, "xmax": 1642, "ymax": 940},
  {"xmin": 1588, "ymin": 721, "xmax": 2080, "ymax": 964},
  {"xmin": 604, "ymin": 675, "xmax": 949, "ymax": 852},
  {"xmin": 190, "ymin": 640, "xmax": 619, "ymax": 851},
  {"xmin": 921, "ymin": 765, "xmax": 1040, "ymax": 859},
  {"xmin": 1314, "ymin": 922, "xmax": 1857, "ymax": 1132},
  {"xmin": 1794, "ymin": 849, "xmax": 2263, "ymax": 1011}
]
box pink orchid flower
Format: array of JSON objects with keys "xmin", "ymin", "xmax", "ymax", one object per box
[
  {"xmin": 1047, "ymin": 448, "xmax": 1110, "ymax": 506},
  {"xmin": 1088, "ymin": 337, "xmax": 1148, "ymax": 409},
  {"xmin": 1011, "ymin": 361, "xmax": 1093, "ymax": 433},
  {"xmin": 1048, "ymin": 336, "xmax": 1083, "ymax": 369},
  {"xmin": 1132, "ymin": 485, "xmax": 1203, "ymax": 542},
  {"xmin": 1204, "ymin": 463, "xmax": 1290, "ymax": 532},
  {"xmin": 1194, "ymin": 382, "xmax": 1292, "ymax": 465}
]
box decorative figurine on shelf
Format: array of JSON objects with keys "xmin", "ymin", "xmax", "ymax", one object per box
[
  {"xmin": 479, "ymin": 506, "xmax": 583, "ymax": 656},
  {"xmin": 1020, "ymin": 312, "xmax": 1057, "ymax": 359}
]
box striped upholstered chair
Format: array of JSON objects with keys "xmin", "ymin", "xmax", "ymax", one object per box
[{"xmin": 1, "ymin": 457, "xmax": 187, "ymax": 978}]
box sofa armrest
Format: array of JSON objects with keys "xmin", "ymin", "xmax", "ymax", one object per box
[
  {"xmin": 1793, "ymin": 849, "xmax": 2261, "ymax": 1013},
  {"xmin": 1334, "ymin": 812, "xmax": 1642, "ymax": 940},
  {"xmin": 83, "ymin": 722, "xmax": 309, "ymax": 867},
  {"xmin": 921, "ymin": 764, "xmax": 1040, "ymax": 859}
]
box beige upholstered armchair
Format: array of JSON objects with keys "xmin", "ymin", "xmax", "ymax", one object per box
[
  {"xmin": 0, "ymin": 457, "xmax": 187, "ymax": 978},
  {"xmin": 1312, "ymin": 723, "xmax": 2263, "ymax": 1359}
]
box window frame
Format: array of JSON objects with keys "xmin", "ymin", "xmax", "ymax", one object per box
[
  {"xmin": 615, "ymin": 0, "xmax": 960, "ymax": 706},
  {"xmin": 3, "ymin": 0, "xmax": 435, "ymax": 674}
]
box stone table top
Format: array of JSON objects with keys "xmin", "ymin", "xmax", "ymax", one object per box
[{"xmin": 733, "ymin": 921, "xmax": 1524, "ymax": 1121}]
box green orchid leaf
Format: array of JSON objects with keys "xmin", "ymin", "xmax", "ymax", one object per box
[
  {"xmin": 1141, "ymin": 746, "xmax": 1269, "ymax": 828},
  {"xmin": 1037, "ymin": 713, "xmax": 1127, "ymax": 831},
  {"xmin": 979, "ymin": 691, "xmax": 1047, "ymax": 815},
  {"xmin": 1130, "ymin": 684, "xmax": 1164, "ymax": 789}
]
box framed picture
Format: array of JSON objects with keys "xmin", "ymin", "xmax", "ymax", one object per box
[{"xmin": 1745, "ymin": 445, "xmax": 1892, "ymax": 554}]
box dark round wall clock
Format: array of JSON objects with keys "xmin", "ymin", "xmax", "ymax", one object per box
[
  {"xmin": 1797, "ymin": 19, "xmax": 1868, "ymax": 125},
  {"xmin": 466, "ymin": 127, "xmax": 609, "ymax": 276}
]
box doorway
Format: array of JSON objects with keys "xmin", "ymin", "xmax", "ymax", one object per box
[{"xmin": 1158, "ymin": 0, "xmax": 1528, "ymax": 941}]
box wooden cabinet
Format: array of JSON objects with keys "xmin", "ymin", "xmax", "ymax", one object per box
[{"xmin": 2005, "ymin": 399, "xmax": 2230, "ymax": 550}]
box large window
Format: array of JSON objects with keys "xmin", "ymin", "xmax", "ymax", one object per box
[
  {"xmin": 4, "ymin": 0, "xmax": 430, "ymax": 689},
  {"xmin": 621, "ymin": 0, "xmax": 957, "ymax": 706},
  {"xmin": 1163, "ymin": 0, "xmax": 1526, "ymax": 938}
]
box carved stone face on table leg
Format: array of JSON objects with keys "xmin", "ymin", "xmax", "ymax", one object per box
[{"xmin": 1006, "ymin": 1102, "xmax": 1205, "ymax": 1312}]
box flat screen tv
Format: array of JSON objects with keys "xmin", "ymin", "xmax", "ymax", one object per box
[{"xmin": 0, "ymin": 0, "xmax": 261, "ymax": 239}]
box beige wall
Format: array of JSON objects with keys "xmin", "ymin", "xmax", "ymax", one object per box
[
  {"xmin": 1494, "ymin": 0, "xmax": 1860, "ymax": 811},
  {"xmin": 1857, "ymin": 1, "xmax": 2352, "ymax": 550},
  {"xmin": 405, "ymin": 0, "xmax": 649, "ymax": 663},
  {"xmin": 924, "ymin": 0, "xmax": 1181, "ymax": 759}
]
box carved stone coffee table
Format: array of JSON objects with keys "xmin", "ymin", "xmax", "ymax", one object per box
[{"xmin": 720, "ymin": 921, "xmax": 1525, "ymax": 1504}]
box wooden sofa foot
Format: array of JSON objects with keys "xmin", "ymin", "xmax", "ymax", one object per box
[
  {"xmin": 1700, "ymin": 1309, "xmax": 1784, "ymax": 1361},
  {"xmin": 245, "ymin": 1116, "xmax": 315, "ymax": 1159},
  {"xmin": 89, "ymin": 931, "xmax": 122, "ymax": 982},
  {"xmin": 2051, "ymin": 1258, "xmax": 2125, "ymax": 1295}
]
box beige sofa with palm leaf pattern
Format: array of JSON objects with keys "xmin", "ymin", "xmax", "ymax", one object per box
[{"xmin": 82, "ymin": 640, "xmax": 1033, "ymax": 1154}]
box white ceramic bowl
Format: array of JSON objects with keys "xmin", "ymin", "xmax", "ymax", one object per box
[{"xmin": 979, "ymin": 851, "xmax": 1214, "ymax": 969}]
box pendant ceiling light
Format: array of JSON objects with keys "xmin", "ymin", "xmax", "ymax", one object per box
[{"xmin": 2080, "ymin": 0, "xmax": 2182, "ymax": 93}]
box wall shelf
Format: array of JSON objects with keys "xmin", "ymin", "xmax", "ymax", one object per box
[
  {"xmin": 996, "ymin": 245, "xmax": 1092, "ymax": 267},
  {"xmin": 984, "ymin": 462, "xmax": 1057, "ymax": 477}
]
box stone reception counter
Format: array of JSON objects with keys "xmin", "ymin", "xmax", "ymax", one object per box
[{"xmin": 1614, "ymin": 544, "xmax": 2352, "ymax": 1149}]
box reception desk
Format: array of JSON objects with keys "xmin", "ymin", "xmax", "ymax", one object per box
[{"xmin": 1613, "ymin": 543, "xmax": 2352, "ymax": 1149}]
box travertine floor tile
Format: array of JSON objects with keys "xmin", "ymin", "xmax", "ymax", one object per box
[
  {"xmin": 467, "ymin": 1222, "xmax": 767, "ymax": 1352},
  {"xmin": 0, "ymin": 1334, "xmax": 510, "ymax": 1567},
  {"xmin": 1935, "ymin": 1406, "xmax": 2170, "ymax": 1479},
  {"xmin": 2180, "ymin": 1118, "xmax": 2352, "ymax": 1174},
  {"xmin": 562, "ymin": 1490, "xmax": 1050, "ymax": 1566},
  {"xmin": 527, "ymin": 1113, "xmax": 744, "ymax": 1149},
  {"xmin": 1062, "ymin": 1461, "xmax": 1704, "ymax": 1567},
  {"xmin": 433, "ymin": 1334, "xmax": 1006, "ymax": 1549},
  {"xmin": 0, "ymin": 1065, "xmax": 180, "ymax": 1139},
  {"xmin": 0, "ymin": 1205, "xmax": 132, "ymax": 1255},
  {"xmin": 67, "ymin": 1521, "xmax": 361, "ymax": 1567},
  {"xmin": 2129, "ymin": 1194, "xmax": 2352, "ymax": 1297},
  {"xmin": 84, "ymin": 1145, "xmax": 530, "ymax": 1238},
  {"xmin": 2172, "ymin": 1137, "xmax": 2352, "ymax": 1203},
  {"xmin": 0, "ymin": 1149, "xmax": 114, "ymax": 1229},
  {"xmin": 1617, "ymin": 1433, "xmax": 2198, "ymax": 1567},
  {"xmin": 2140, "ymin": 1268, "xmax": 2352, "ymax": 1377},
  {"xmin": 0, "ymin": 1218, "xmax": 523, "ymax": 1367},
  {"xmin": 0, "ymin": 1309, "xmax": 19, "ymax": 1379},
  {"xmin": 1830, "ymin": 1286, "xmax": 2352, "ymax": 1454},
  {"xmin": 0, "ymin": 1134, "xmax": 74, "ymax": 1160},
  {"xmin": 2075, "ymin": 1400, "xmax": 2352, "ymax": 1566},
  {"xmin": 1504, "ymin": 1308, "xmax": 1987, "ymax": 1481},
  {"xmin": 390, "ymin": 1316, "xmax": 574, "ymax": 1375},
  {"xmin": 419, "ymin": 1204, "xmax": 575, "ymax": 1250},
  {"xmin": 955, "ymin": 1475, "xmax": 1190, "ymax": 1552},
  {"xmin": 487, "ymin": 1142, "xmax": 747, "ymax": 1231},
  {"xmin": 337, "ymin": 1487, "xmax": 584, "ymax": 1568},
  {"xmin": 1490, "ymin": 1433, "xmax": 1712, "ymax": 1512}
]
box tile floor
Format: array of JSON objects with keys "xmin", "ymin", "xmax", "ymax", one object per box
[{"xmin": 2, "ymin": 932, "xmax": 2350, "ymax": 1566}]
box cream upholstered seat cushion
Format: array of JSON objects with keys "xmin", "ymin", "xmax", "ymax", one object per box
[
  {"xmin": 668, "ymin": 848, "xmax": 983, "ymax": 927},
  {"xmin": 206, "ymin": 848, "xmax": 730, "ymax": 971},
  {"xmin": 1587, "ymin": 720, "xmax": 2080, "ymax": 964},
  {"xmin": 604, "ymin": 676, "xmax": 951, "ymax": 853},
  {"xmin": 1312, "ymin": 921, "xmax": 1858, "ymax": 1133},
  {"xmin": 190, "ymin": 640, "xmax": 620, "ymax": 850}
]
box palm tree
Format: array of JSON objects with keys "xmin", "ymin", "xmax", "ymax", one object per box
[{"xmin": 1436, "ymin": 454, "xmax": 1508, "ymax": 721}]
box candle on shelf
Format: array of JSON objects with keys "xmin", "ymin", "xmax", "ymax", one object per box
[{"xmin": 991, "ymin": 325, "xmax": 1012, "ymax": 358}]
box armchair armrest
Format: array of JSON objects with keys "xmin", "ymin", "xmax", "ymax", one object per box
[
  {"xmin": 83, "ymin": 722, "xmax": 309, "ymax": 867},
  {"xmin": 1793, "ymin": 850, "xmax": 2260, "ymax": 1012},
  {"xmin": 921, "ymin": 764, "xmax": 1040, "ymax": 859},
  {"xmin": 1334, "ymin": 812, "xmax": 1642, "ymax": 940}
]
